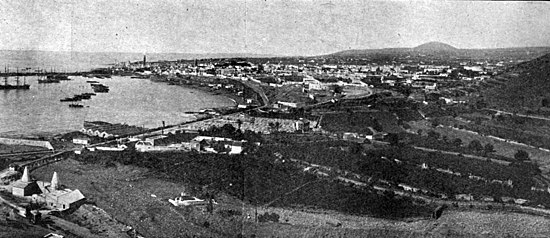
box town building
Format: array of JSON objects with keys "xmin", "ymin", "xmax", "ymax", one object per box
[
  {"xmin": 11, "ymin": 167, "xmax": 41, "ymax": 197},
  {"xmin": 40, "ymin": 172, "xmax": 86, "ymax": 211}
]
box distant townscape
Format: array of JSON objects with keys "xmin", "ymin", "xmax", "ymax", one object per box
[{"xmin": 3, "ymin": 41, "xmax": 550, "ymax": 237}]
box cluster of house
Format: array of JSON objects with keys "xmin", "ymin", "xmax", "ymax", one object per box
[
  {"xmin": 114, "ymin": 55, "xmax": 500, "ymax": 95},
  {"xmin": 134, "ymin": 135, "xmax": 246, "ymax": 154},
  {"xmin": 8, "ymin": 166, "xmax": 85, "ymax": 211},
  {"xmin": 79, "ymin": 121, "xmax": 145, "ymax": 139}
]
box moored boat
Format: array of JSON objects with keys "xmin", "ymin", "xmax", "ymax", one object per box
[
  {"xmin": 1, "ymin": 68, "xmax": 30, "ymax": 90},
  {"xmin": 68, "ymin": 103, "xmax": 84, "ymax": 108}
]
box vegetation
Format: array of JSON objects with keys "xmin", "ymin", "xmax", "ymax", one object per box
[
  {"xmin": 263, "ymin": 141, "xmax": 545, "ymax": 202},
  {"xmin": 74, "ymin": 147, "xmax": 431, "ymax": 219}
]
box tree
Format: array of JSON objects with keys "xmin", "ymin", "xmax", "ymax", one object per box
[
  {"xmin": 387, "ymin": 133, "xmax": 399, "ymax": 146},
  {"xmin": 514, "ymin": 150, "xmax": 530, "ymax": 161},
  {"xmin": 484, "ymin": 143, "xmax": 494, "ymax": 154},
  {"xmin": 452, "ymin": 138, "xmax": 462, "ymax": 147},
  {"xmin": 236, "ymin": 119, "xmax": 243, "ymax": 131},
  {"xmin": 268, "ymin": 121, "xmax": 281, "ymax": 133},
  {"xmin": 427, "ymin": 130, "xmax": 440, "ymax": 140},
  {"xmin": 332, "ymin": 85, "xmax": 344, "ymax": 94},
  {"xmin": 468, "ymin": 140, "xmax": 483, "ymax": 151}
]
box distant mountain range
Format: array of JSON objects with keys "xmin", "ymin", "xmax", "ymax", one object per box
[{"xmin": 329, "ymin": 41, "xmax": 550, "ymax": 61}]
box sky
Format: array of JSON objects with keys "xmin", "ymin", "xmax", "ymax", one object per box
[{"xmin": 0, "ymin": 0, "xmax": 549, "ymax": 56}]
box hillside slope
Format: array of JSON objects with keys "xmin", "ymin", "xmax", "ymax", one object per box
[{"xmin": 483, "ymin": 53, "xmax": 550, "ymax": 111}]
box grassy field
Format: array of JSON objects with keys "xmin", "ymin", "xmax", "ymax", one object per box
[
  {"xmin": 33, "ymin": 159, "xmax": 231, "ymax": 238},
  {"xmin": 30, "ymin": 154, "xmax": 550, "ymax": 237},
  {"xmin": 321, "ymin": 111, "xmax": 402, "ymax": 134}
]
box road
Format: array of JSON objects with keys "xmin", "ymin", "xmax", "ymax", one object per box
[
  {"xmin": 240, "ymin": 80, "xmax": 270, "ymax": 106},
  {"xmin": 487, "ymin": 108, "xmax": 550, "ymax": 122},
  {"xmin": 412, "ymin": 146, "xmax": 511, "ymax": 166}
]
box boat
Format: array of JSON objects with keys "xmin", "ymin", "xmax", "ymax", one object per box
[
  {"xmin": 90, "ymin": 83, "xmax": 109, "ymax": 93},
  {"xmin": 60, "ymin": 97, "xmax": 80, "ymax": 102},
  {"xmin": 0, "ymin": 67, "xmax": 30, "ymax": 90},
  {"xmin": 86, "ymin": 80, "xmax": 99, "ymax": 83},
  {"xmin": 74, "ymin": 94, "xmax": 91, "ymax": 100},
  {"xmin": 168, "ymin": 193, "xmax": 214, "ymax": 207},
  {"xmin": 68, "ymin": 104, "xmax": 84, "ymax": 108},
  {"xmin": 38, "ymin": 73, "xmax": 60, "ymax": 84},
  {"xmin": 47, "ymin": 74, "xmax": 70, "ymax": 81}
]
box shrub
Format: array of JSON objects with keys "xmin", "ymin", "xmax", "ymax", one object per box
[
  {"xmin": 514, "ymin": 150, "xmax": 530, "ymax": 161},
  {"xmin": 258, "ymin": 212, "xmax": 280, "ymax": 223}
]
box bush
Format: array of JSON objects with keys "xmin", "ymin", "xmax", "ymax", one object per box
[
  {"xmin": 468, "ymin": 140, "xmax": 483, "ymax": 151},
  {"xmin": 514, "ymin": 150, "xmax": 530, "ymax": 161},
  {"xmin": 258, "ymin": 212, "xmax": 280, "ymax": 223},
  {"xmin": 218, "ymin": 209, "xmax": 243, "ymax": 218}
]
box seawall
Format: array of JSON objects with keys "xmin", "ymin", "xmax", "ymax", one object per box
[{"xmin": 0, "ymin": 138, "xmax": 54, "ymax": 150}]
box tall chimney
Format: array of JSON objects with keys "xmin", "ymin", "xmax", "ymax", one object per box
[
  {"xmin": 21, "ymin": 166, "xmax": 29, "ymax": 182},
  {"xmin": 51, "ymin": 172, "xmax": 59, "ymax": 190}
]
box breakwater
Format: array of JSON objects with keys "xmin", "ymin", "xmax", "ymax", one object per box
[{"xmin": 0, "ymin": 138, "xmax": 54, "ymax": 150}]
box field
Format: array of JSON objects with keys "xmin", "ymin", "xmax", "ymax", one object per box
[
  {"xmin": 26, "ymin": 147, "xmax": 550, "ymax": 237},
  {"xmin": 320, "ymin": 111, "xmax": 402, "ymax": 134},
  {"xmin": 408, "ymin": 120, "xmax": 550, "ymax": 175},
  {"xmin": 33, "ymin": 159, "xmax": 232, "ymax": 238}
]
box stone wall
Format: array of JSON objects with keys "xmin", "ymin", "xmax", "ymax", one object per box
[{"xmin": 0, "ymin": 138, "xmax": 54, "ymax": 150}]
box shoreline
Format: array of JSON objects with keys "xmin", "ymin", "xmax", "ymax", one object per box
[{"xmin": 149, "ymin": 75, "xmax": 247, "ymax": 107}]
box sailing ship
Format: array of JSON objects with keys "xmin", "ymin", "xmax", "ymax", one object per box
[
  {"xmin": 37, "ymin": 69, "xmax": 60, "ymax": 84},
  {"xmin": 0, "ymin": 67, "xmax": 30, "ymax": 90}
]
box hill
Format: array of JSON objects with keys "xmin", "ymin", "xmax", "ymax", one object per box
[
  {"xmin": 328, "ymin": 42, "xmax": 550, "ymax": 62},
  {"xmin": 413, "ymin": 41, "xmax": 458, "ymax": 52},
  {"xmin": 483, "ymin": 53, "xmax": 550, "ymax": 111}
]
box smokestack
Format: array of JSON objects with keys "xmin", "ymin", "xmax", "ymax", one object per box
[
  {"xmin": 21, "ymin": 166, "xmax": 29, "ymax": 182},
  {"xmin": 51, "ymin": 172, "xmax": 59, "ymax": 190}
]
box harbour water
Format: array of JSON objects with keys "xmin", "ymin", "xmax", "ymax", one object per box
[{"xmin": 0, "ymin": 76, "xmax": 235, "ymax": 137}]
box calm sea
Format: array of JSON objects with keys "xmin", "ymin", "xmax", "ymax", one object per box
[{"xmin": 0, "ymin": 75, "xmax": 235, "ymax": 137}]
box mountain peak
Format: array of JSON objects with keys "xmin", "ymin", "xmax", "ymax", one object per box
[{"xmin": 413, "ymin": 41, "xmax": 457, "ymax": 52}]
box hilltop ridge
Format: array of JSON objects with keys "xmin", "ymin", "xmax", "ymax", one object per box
[
  {"xmin": 413, "ymin": 41, "xmax": 458, "ymax": 52},
  {"xmin": 329, "ymin": 42, "xmax": 550, "ymax": 61}
]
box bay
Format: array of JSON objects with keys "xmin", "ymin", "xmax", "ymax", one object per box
[{"xmin": 0, "ymin": 76, "xmax": 235, "ymax": 137}]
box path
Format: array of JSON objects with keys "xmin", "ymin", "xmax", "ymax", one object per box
[
  {"xmin": 412, "ymin": 146, "xmax": 511, "ymax": 166},
  {"xmin": 487, "ymin": 108, "xmax": 550, "ymax": 122}
]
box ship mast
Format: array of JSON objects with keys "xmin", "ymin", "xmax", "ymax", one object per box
[
  {"xmin": 4, "ymin": 66, "xmax": 8, "ymax": 86},
  {"xmin": 16, "ymin": 67, "xmax": 19, "ymax": 86}
]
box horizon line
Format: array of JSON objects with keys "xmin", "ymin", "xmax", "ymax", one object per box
[{"xmin": 1, "ymin": 44, "xmax": 550, "ymax": 57}]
